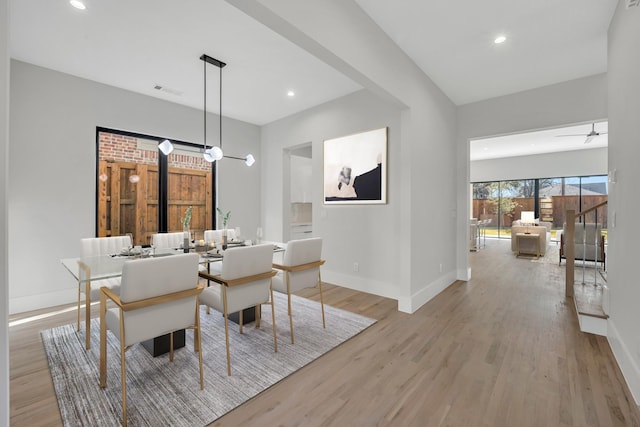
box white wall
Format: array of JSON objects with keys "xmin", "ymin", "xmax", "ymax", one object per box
[
  {"xmin": 606, "ymin": 0, "xmax": 640, "ymax": 404},
  {"xmin": 9, "ymin": 60, "xmax": 261, "ymax": 314},
  {"xmin": 235, "ymin": 0, "xmax": 458, "ymax": 312},
  {"xmin": 1, "ymin": 0, "xmax": 10, "ymax": 424},
  {"xmin": 456, "ymin": 73, "xmax": 608, "ymax": 279},
  {"xmin": 471, "ymin": 147, "xmax": 607, "ymax": 182},
  {"xmin": 262, "ymin": 90, "xmax": 402, "ymax": 301}
]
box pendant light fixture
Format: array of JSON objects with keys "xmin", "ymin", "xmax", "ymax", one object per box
[
  {"xmin": 201, "ymin": 54, "xmax": 225, "ymax": 162},
  {"xmin": 200, "ymin": 53, "xmax": 255, "ymax": 166}
]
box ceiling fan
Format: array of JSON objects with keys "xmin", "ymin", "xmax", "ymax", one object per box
[{"xmin": 556, "ymin": 123, "xmax": 607, "ymax": 144}]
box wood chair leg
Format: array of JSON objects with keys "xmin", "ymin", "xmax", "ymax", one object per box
[
  {"xmin": 286, "ymin": 273, "xmax": 294, "ymax": 344},
  {"xmin": 85, "ymin": 282, "xmax": 92, "ymax": 350},
  {"xmin": 239, "ymin": 310, "xmax": 243, "ymax": 334},
  {"xmin": 288, "ymin": 293, "xmax": 294, "ymax": 345},
  {"xmin": 77, "ymin": 285, "xmax": 81, "ymax": 331},
  {"xmin": 224, "ymin": 314, "xmax": 231, "ymax": 376},
  {"xmin": 223, "ymin": 289, "xmax": 231, "ymax": 376},
  {"xmin": 120, "ymin": 342, "xmax": 128, "ymax": 427},
  {"xmin": 318, "ymin": 272, "xmax": 326, "ymax": 329},
  {"xmin": 270, "ymin": 285, "xmax": 278, "ymax": 353},
  {"xmin": 99, "ymin": 293, "xmax": 107, "ymax": 388},
  {"xmin": 194, "ymin": 305, "xmax": 201, "ymax": 353},
  {"xmin": 169, "ymin": 332, "xmax": 174, "ymax": 362},
  {"xmin": 205, "ymin": 266, "xmax": 211, "ymax": 315},
  {"xmin": 195, "ymin": 302, "xmax": 204, "ymax": 390}
]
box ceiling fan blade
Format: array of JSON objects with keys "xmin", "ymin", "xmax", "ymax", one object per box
[
  {"xmin": 556, "ymin": 134, "xmax": 587, "ymax": 137},
  {"xmin": 585, "ymin": 135, "xmax": 598, "ymax": 144}
]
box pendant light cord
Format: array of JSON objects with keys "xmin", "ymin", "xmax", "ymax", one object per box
[
  {"xmin": 203, "ymin": 58, "xmax": 207, "ymax": 152},
  {"xmin": 219, "ymin": 64, "xmax": 222, "ymax": 150}
]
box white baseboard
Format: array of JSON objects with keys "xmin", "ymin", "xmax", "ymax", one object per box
[
  {"xmin": 608, "ymin": 320, "xmax": 640, "ymax": 405},
  {"xmin": 457, "ymin": 267, "xmax": 471, "ymax": 281},
  {"xmin": 9, "ymin": 289, "xmax": 75, "ymax": 315},
  {"xmin": 322, "ymin": 269, "xmax": 457, "ymax": 314},
  {"xmin": 322, "ymin": 270, "xmax": 399, "ymax": 302},
  {"xmin": 398, "ymin": 271, "xmax": 457, "ymax": 314}
]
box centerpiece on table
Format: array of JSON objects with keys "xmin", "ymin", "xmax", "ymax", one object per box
[
  {"xmin": 217, "ymin": 207, "xmax": 231, "ymax": 250},
  {"xmin": 181, "ymin": 205, "xmax": 193, "ymax": 253}
]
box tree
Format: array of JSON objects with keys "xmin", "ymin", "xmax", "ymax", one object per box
[
  {"xmin": 473, "ymin": 182, "xmax": 520, "ymax": 223},
  {"xmin": 487, "ymin": 196, "xmax": 521, "ymax": 223},
  {"xmin": 472, "ymin": 182, "xmax": 491, "ymax": 199}
]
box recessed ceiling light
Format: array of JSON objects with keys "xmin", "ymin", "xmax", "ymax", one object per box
[
  {"xmin": 70, "ymin": 0, "xmax": 86, "ymax": 10},
  {"xmin": 494, "ymin": 35, "xmax": 507, "ymax": 44},
  {"xmin": 287, "ymin": 91, "xmax": 295, "ymax": 97}
]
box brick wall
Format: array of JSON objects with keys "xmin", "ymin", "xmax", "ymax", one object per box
[{"xmin": 99, "ymin": 131, "xmax": 211, "ymax": 171}]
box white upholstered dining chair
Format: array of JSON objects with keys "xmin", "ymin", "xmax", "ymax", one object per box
[
  {"xmin": 99, "ymin": 253, "xmax": 203, "ymax": 427},
  {"xmin": 198, "ymin": 244, "xmax": 277, "ymax": 376},
  {"xmin": 272, "ymin": 237, "xmax": 325, "ymax": 344},
  {"xmin": 203, "ymin": 229, "xmax": 237, "ymax": 245},
  {"xmin": 151, "ymin": 231, "xmax": 185, "ymax": 249},
  {"xmin": 78, "ymin": 235, "xmax": 131, "ymax": 349}
]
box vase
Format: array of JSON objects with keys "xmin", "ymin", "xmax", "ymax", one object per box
[
  {"xmin": 183, "ymin": 227, "xmax": 190, "ymax": 253},
  {"xmin": 222, "ymin": 227, "xmax": 228, "ymax": 250}
]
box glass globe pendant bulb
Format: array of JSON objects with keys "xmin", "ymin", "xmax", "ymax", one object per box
[
  {"xmin": 244, "ymin": 154, "xmax": 255, "ymax": 167},
  {"xmin": 203, "ymin": 146, "xmax": 223, "ymax": 162},
  {"xmin": 158, "ymin": 139, "xmax": 174, "ymax": 155},
  {"xmin": 70, "ymin": 0, "xmax": 86, "ymax": 10},
  {"xmin": 211, "ymin": 146, "xmax": 223, "ymax": 160}
]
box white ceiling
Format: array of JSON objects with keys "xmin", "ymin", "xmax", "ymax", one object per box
[
  {"xmin": 470, "ymin": 121, "xmax": 608, "ymax": 161},
  {"xmin": 10, "ymin": 0, "xmax": 617, "ymax": 129},
  {"xmin": 354, "ymin": 0, "xmax": 617, "ymax": 106},
  {"xmin": 9, "ymin": 0, "xmax": 361, "ymax": 126}
]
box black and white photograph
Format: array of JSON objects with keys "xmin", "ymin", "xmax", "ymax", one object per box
[{"xmin": 323, "ymin": 127, "xmax": 387, "ymax": 204}]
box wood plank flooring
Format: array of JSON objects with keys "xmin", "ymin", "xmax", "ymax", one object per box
[{"xmin": 9, "ymin": 238, "xmax": 640, "ymax": 426}]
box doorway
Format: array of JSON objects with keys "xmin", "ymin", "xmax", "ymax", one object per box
[{"xmin": 283, "ymin": 143, "xmax": 313, "ymax": 242}]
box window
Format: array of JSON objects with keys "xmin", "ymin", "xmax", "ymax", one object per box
[
  {"xmin": 472, "ymin": 175, "xmax": 607, "ymax": 240},
  {"xmin": 96, "ymin": 128, "xmax": 215, "ymax": 245}
]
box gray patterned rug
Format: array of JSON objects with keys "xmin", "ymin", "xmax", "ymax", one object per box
[{"xmin": 41, "ymin": 292, "xmax": 376, "ymax": 426}]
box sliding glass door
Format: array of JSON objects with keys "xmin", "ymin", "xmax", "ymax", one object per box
[{"xmin": 472, "ymin": 175, "xmax": 607, "ymax": 240}]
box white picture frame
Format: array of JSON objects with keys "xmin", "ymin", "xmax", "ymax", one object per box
[{"xmin": 323, "ymin": 127, "xmax": 387, "ymax": 205}]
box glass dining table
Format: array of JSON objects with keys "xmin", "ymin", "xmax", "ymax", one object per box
[{"xmin": 61, "ymin": 243, "xmax": 285, "ymax": 353}]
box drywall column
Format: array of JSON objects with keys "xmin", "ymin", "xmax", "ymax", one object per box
[
  {"xmin": 606, "ymin": 0, "xmax": 640, "ymax": 405},
  {"xmin": 1, "ymin": 0, "xmax": 10, "ymax": 424},
  {"xmin": 228, "ymin": 0, "xmax": 458, "ymax": 312}
]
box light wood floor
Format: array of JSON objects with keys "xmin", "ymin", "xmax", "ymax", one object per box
[{"xmin": 9, "ymin": 239, "xmax": 640, "ymax": 426}]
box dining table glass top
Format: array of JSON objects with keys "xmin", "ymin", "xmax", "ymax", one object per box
[{"xmin": 61, "ymin": 242, "xmax": 285, "ymax": 282}]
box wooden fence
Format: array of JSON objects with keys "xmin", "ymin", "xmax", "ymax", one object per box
[
  {"xmin": 98, "ymin": 160, "xmax": 213, "ymax": 245},
  {"xmin": 472, "ymin": 195, "xmax": 608, "ymax": 228}
]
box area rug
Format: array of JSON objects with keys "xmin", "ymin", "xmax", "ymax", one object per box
[{"xmin": 41, "ymin": 292, "xmax": 376, "ymax": 426}]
